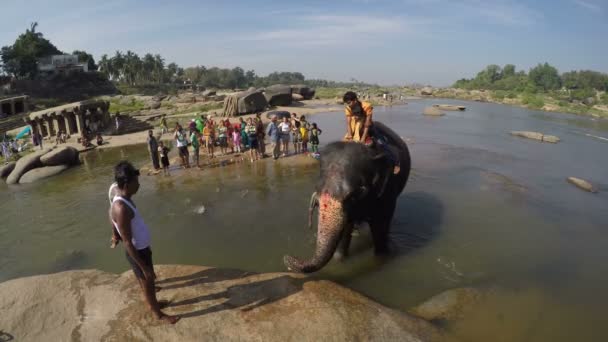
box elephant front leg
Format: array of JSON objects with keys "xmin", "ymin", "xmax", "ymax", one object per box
[
  {"xmin": 334, "ymin": 222, "xmax": 354, "ymax": 261},
  {"xmin": 370, "ymin": 199, "xmax": 396, "ymax": 255}
]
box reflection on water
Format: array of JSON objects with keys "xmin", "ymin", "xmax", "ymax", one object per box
[{"xmin": 1, "ymin": 99, "xmax": 608, "ymax": 341}]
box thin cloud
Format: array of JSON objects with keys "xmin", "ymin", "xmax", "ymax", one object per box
[
  {"xmin": 573, "ymin": 0, "xmax": 602, "ymax": 12},
  {"xmin": 243, "ymin": 14, "xmax": 428, "ymax": 47},
  {"xmin": 404, "ymin": 0, "xmax": 542, "ymax": 26}
]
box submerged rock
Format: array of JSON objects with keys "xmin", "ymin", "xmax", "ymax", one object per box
[
  {"xmin": 19, "ymin": 165, "xmax": 69, "ymax": 184},
  {"xmin": 410, "ymin": 287, "xmax": 483, "ymax": 321},
  {"xmin": 510, "ymin": 131, "xmax": 560, "ymax": 143},
  {"xmin": 567, "ymin": 177, "xmax": 597, "ymax": 193},
  {"xmin": 423, "ymin": 107, "xmax": 445, "ymax": 116},
  {"xmin": 0, "ymin": 265, "xmax": 441, "ymax": 341}
]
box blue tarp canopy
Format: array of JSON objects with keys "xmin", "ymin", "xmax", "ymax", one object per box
[{"xmin": 15, "ymin": 126, "xmax": 31, "ymax": 140}]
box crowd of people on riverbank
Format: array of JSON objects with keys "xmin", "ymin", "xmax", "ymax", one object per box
[{"xmin": 146, "ymin": 113, "xmax": 322, "ymax": 172}]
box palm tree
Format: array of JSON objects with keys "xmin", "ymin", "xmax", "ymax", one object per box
[{"xmin": 153, "ymin": 54, "xmax": 165, "ymax": 84}]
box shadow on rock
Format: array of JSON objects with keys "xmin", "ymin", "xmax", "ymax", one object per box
[
  {"xmin": 169, "ymin": 275, "xmax": 307, "ymax": 319},
  {"xmin": 157, "ymin": 267, "xmax": 254, "ymax": 290},
  {"xmin": 0, "ymin": 331, "xmax": 14, "ymax": 342},
  {"xmin": 388, "ymin": 191, "xmax": 443, "ymax": 255}
]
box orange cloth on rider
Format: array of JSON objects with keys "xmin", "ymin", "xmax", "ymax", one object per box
[{"xmin": 345, "ymin": 101, "xmax": 373, "ymax": 142}]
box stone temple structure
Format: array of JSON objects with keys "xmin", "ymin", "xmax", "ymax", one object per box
[
  {"xmin": 0, "ymin": 95, "xmax": 29, "ymax": 118},
  {"xmin": 24, "ymin": 99, "xmax": 110, "ymax": 138}
]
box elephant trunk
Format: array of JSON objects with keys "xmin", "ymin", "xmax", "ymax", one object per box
[{"xmin": 284, "ymin": 193, "xmax": 345, "ymax": 273}]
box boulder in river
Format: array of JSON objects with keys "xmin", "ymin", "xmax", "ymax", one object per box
[
  {"xmin": 19, "ymin": 165, "xmax": 69, "ymax": 184},
  {"xmin": 222, "ymin": 90, "xmax": 268, "ymax": 117},
  {"xmin": 5, "ymin": 147, "xmax": 52, "ymax": 185},
  {"xmin": 432, "ymin": 104, "xmax": 466, "ymax": 111},
  {"xmin": 0, "ymin": 265, "xmax": 441, "ymax": 341},
  {"xmin": 510, "ymin": 131, "xmax": 560, "ymax": 143},
  {"xmin": 423, "ymin": 107, "xmax": 445, "ymax": 116},
  {"xmin": 420, "ymin": 87, "xmax": 434, "ymax": 96},
  {"xmin": 40, "ymin": 146, "xmax": 79, "ymax": 166},
  {"xmin": 567, "ymin": 177, "xmax": 597, "ymax": 193},
  {"xmin": 264, "ymin": 84, "xmax": 293, "ymax": 106},
  {"xmin": 0, "ymin": 161, "xmax": 16, "ymax": 178}
]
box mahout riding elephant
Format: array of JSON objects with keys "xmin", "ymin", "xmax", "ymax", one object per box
[{"xmin": 284, "ymin": 122, "xmax": 411, "ymax": 273}]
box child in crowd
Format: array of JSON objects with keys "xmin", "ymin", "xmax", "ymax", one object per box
[
  {"xmin": 158, "ymin": 141, "xmax": 170, "ymax": 175},
  {"xmin": 240, "ymin": 122, "xmax": 249, "ymax": 149},
  {"xmin": 203, "ymin": 120, "xmax": 214, "ymax": 158},
  {"xmin": 226, "ymin": 120, "xmax": 235, "ymax": 153},
  {"xmin": 232, "ymin": 126, "xmax": 242, "ymax": 153},
  {"xmin": 310, "ymin": 123, "xmax": 322, "ymax": 154},
  {"xmin": 292, "ymin": 120, "xmax": 302, "ymax": 154},
  {"xmin": 246, "ymin": 118, "xmax": 260, "ymax": 162}
]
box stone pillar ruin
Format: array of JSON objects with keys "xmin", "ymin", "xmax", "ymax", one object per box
[{"xmin": 45, "ymin": 115, "xmax": 56, "ymax": 137}]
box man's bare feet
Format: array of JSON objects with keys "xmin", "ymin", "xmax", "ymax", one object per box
[
  {"xmin": 159, "ymin": 314, "xmax": 180, "ymax": 324},
  {"xmin": 110, "ymin": 238, "xmax": 119, "ymax": 248}
]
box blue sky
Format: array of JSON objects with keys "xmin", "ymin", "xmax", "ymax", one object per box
[{"xmin": 1, "ymin": 0, "xmax": 607, "ymax": 86}]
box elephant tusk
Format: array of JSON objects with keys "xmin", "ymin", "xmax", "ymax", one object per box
[{"xmin": 308, "ymin": 192, "xmax": 318, "ymax": 230}]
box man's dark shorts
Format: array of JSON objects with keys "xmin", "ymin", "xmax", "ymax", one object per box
[
  {"xmin": 178, "ymin": 146, "xmax": 188, "ymax": 157},
  {"xmin": 125, "ymin": 247, "xmax": 153, "ymax": 280}
]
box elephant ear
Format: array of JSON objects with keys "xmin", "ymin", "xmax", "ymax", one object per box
[{"xmin": 372, "ymin": 167, "xmax": 391, "ymax": 198}]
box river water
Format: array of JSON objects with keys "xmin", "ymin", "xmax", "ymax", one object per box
[{"xmin": 1, "ymin": 99, "xmax": 607, "ymax": 341}]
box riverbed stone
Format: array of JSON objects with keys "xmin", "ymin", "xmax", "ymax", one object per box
[
  {"xmin": 40, "ymin": 146, "xmax": 79, "ymax": 166},
  {"xmin": 567, "ymin": 177, "xmax": 597, "ymax": 193},
  {"xmin": 0, "ymin": 265, "xmax": 441, "ymax": 342},
  {"xmin": 432, "ymin": 104, "xmax": 466, "ymax": 111},
  {"xmin": 510, "ymin": 131, "xmax": 560, "ymax": 143},
  {"xmin": 5, "ymin": 147, "xmax": 52, "ymax": 184},
  {"xmin": 409, "ymin": 287, "xmax": 484, "ymax": 321},
  {"xmin": 19, "ymin": 165, "xmax": 69, "ymax": 184},
  {"xmin": 0, "ymin": 161, "xmax": 16, "ymax": 178},
  {"xmin": 423, "ymin": 107, "xmax": 445, "ymax": 116}
]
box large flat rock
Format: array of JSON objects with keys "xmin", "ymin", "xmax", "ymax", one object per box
[
  {"xmin": 0, "ymin": 265, "xmax": 441, "ymax": 342},
  {"xmin": 5, "ymin": 147, "xmax": 52, "ymax": 184},
  {"xmin": 19, "ymin": 165, "xmax": 69, "ymax": 183}
]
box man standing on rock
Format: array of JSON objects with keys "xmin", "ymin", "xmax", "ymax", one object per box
[
  {"xmin": 146, "ymin": 130, "xmax": 160, "ymax": 170},
  {"xmin": 110, "ymin": 161, "xmax": 179, "ymax": 324}
]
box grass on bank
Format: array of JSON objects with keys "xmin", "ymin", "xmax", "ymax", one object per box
[{"xmin": 108, "ymin": 98, "xmax": 146, "ymax": 113}]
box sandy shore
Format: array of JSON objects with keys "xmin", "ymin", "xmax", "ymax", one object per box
[{"xmin": 92, "ymin": 99, "xmax": 343, "ymax": 151}]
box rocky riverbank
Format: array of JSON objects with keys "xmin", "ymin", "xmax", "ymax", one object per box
[
  {"xmin": 408, "ymin": 87, "xmax": 608, "ymax": 119},
  {"xmin": 0, "ymin": 265, "xmax": 442, "ymax": 342}
]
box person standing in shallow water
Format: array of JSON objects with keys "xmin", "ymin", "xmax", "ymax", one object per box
[
  {"xmin": 110, "ymin": 161, "xmax": 180, "ymax": 324},
  {"xmin": 146, "ymin": 130, "xmax": 160, "ymax": 170}
]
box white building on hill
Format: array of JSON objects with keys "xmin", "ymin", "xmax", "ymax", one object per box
[{"xmin": 37, "ymin": 55, "xmax": 89, "ymax": 76}]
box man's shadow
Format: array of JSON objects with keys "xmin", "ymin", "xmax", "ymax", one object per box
[
  {"xmin": 156, "ymin": 267, "xmax": 255, "ymax": 290},
  {"xmin": 164, "ymin": 273, "xmax": 307, "ymax": 319}
]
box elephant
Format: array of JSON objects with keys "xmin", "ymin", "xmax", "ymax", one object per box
[{"xmin": 284, "ymin": 121, "xmax": 411, "ymax": 273}]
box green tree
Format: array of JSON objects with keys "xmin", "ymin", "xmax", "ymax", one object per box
[
  {"xmin": 0, "ymin": 22, "xmax": 62, "ymax": 79},
  {"xmin": 528, "ymin": 63, "xmax": 561, "ymax": 91},
  {"xmin": 502, "ymin": 64, "xmax": 516, "ymax": 78},
  {"xmin": 72, "ymin": 50, "xmax": 97, "ymax": 71}
]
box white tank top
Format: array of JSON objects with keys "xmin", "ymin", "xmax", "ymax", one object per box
[{"xmin": 111, "ymin": 196, "xmax": 151, "ymax": 250}]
